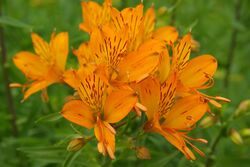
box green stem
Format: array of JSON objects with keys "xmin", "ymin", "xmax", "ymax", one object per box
[
  {"xmin": 224, "ymin": 0, "xmax": 242, "ymax": 88},
  {"xmin": 205, "ymin": 127, "xmax": 224, "ymax": 167},
  {"xmin": 206, "ymin": 1, "xmax": 243, "ymax": 165},
  {"xmin": 0, "ymin": 1, "xmax": 18, "ymax": 137},
  {"xmin": 114, "ymin": 114, "xmax": 137, "ymax": 130}
]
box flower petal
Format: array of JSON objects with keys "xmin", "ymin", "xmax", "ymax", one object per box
[
  {"xmin": 180, "ymin": 55, "xmax": 217, "ymax": 89},
  {"xmin": 31, "ymin": 33, "xmax": 52, "ymax": 64},
  {"xmin": 90, "ymin": 25, "xmax": 128, "ymax": 69},
  {"xmin": 70, "ymin": 66, "xmax": 108, "ymax": 110},
  {"xmin": 152, "ymin": 26, "xmax": 178, "ymax": 44},
  {"xmin": 172, "ymin": 33, "xmax": 192, "ymax": 72},
  {"xmin": 23, "ymin": 76, "xmax": 58, "ymax": 100},
  {"xmin": 132, "ymin": 6, "xmax": 155, "ymax": 50},
  {"xmin": 111, "ymin": 4, "xmax": 143, "ymax": 43},
  {"xmin": 104, "ymin": 89, "xmax": 137, "ymax": 123},
  {"xmin": 61, "ymin": 100, "xmax": 95, "ymax": 129},
  {"xmin": 13, "ymin": 51, "xmax": 49, "ymax": 79},
  {"xmin": 143, "ymin": 6, "xmax": 155, "ymax": 37},
  {"xmin": 158, "ymin": 50, "xmax": 170, "ymax": 83},
  {"xmin": 117, "ymin": 39, "xmax": 164, "ymax": 83},
  {"xmin": 79, "ymin": 0, "xmax": 111, "ymax": 33},
  {"xmin": 63, "ymin": 69, "xmax": 79, "ymax": 89},
  {"xmin": 73, "ymin": 42, "xmax": 94, "ymax": 66},
  {"xmin": 160, "ymin": 129, "xmax": 196, "ymax": 160},
  {"xmin": 51, "ymin": 32, "xmax": 69, "ymax": 71},
  {"xmin": 159, "ymin": 72, "xmax": 178, "ymax": 116},
  {"xmin": 162, "ymin": 95, "xmax": 208, "ymax": 130},
  {"xmin": 136, "ymin": 76, "xmax": 160, "ymax": 120},
  {"xmin": 94, "ymin": 119, "xmax": 116, "ymax": 159}
]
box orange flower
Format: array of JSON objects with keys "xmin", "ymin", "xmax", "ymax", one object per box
[
  {"xmin": 73, "ymin": 25, "xmax": 165, "ymax": 86},
  {"xmin": 12, "ymin": 32, "xmax": 68, "ymax": 100},
  {"xmin": 61, "ymin": 67, "xmax": 137, "ymax": 159},
  {"xmin": 79, "ymin": 1, "xmax": 178, "ymax": 50},
  {"xmin": 79, "ymin": 0, "xmax": 112, "ymax": 33},
  {"xmin": 110, "ymin": 4, "xmax": 178, "ymax": 51},
  {"xmin": 137, "ymin": 74, "xmax": 209, "ymax": 160},
  {"xmin": 163, "ymin": 33, "xmax": 230, "ymax": 106}
]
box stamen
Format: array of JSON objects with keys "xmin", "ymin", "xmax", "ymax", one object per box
[
  {"xmin": 184, "ymin": 139, "xmax": 205, "ymax": 157},
  {"xmin": 135, "ymin": 102, "xmax": 147, "ymax": 112},
  {"xmin": 9, "ymin": 83, "xmax": 23, "ymax": 88},
  {"xmin": 184, "ymin": 135, "xmax": 208, "ymax": 144},
  {"xmin": 215, "ymin": 96, "xmax": 231, "ymax": 102},
  {"xmin": 209, "ymin": 99, "xmax": 222, "ymax": 108}
]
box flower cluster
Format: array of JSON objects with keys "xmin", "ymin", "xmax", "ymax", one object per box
[{"xmin": 12, "ymin": 0, "xmax": 230, "ymax": 160}]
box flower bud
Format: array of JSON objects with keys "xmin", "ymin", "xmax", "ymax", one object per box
[
  {"xmin": 199, "ymin": 115, "xmax": 217, "ymax": 128},
  {"xmin": 229, "ymin": 128, "xmax": 243, "ymax": 145},
  {"xmin": 234, "ymin": 99, "xmax": 250, "ymax": 117},
  {"xmin": 67, "ymin": 138, "xmax": 86, "ymax": 152},
  {"xmin": 136, "ymin": 146, "xmax": 151, "ymax": 159},
  {"xmin": 158, "ymin": 7, "xmax": 168, "ymax": 15},
  {"xmin": 240, "ymin": 128, "xmax": 250, "ymax": 138}
]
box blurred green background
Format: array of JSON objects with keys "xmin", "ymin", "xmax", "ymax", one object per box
[{"xmin": 1, "ymin": 0, "xmax": 250, "ymax": 166}]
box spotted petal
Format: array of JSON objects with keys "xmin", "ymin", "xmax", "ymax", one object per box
[{"xmin": 61, "ymin": 100, "xmax": 95, "ymax": 129}]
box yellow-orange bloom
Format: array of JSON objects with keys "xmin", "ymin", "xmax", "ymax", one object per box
[
  {"xmin": 12, "ymin": 32, "xmax": 68, "ymax": 100},
  {"xmin": 11, "ymin": 0, "xmax": 231, "ymax": 162},
  {"xmin": 61, "ymin": 67, "xmax": 137, "ymax": 159},
  {"xmin": 73, "ymin": 25, "xmax": 166, "ymax": 86},
  {"xmin": 110, "ymin": 4, "xmax": 178, "ymax": 51},
  {"xmin": 79, "ymin": 0, "xmax": 112, "ymax": 33},
  {"xmin": 135, "ymin": 33, "xmax": 230, "ymax": 159},
  {"xmin": 162, "ymin": 33, "xmax": 230, "ymax": 106},
  {"xmin": 137, "ymin": 74, "xmax": 209, "ymax": 160},
  {"xmin": 79, "ymin": 1, "xmax": 178, "ymax": 51}
]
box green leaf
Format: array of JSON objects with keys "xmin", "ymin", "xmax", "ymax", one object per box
[
  {"xmin": 232, "ymin": 20, "xmax": 246, "ymax": 32},
  {"xmin": 0, "ymin": 16, "xmax": 33, "ymax": 29},
  {"xmin": 55, "ymin": 134, "xmax": 83, "ymax": 146},
  {"xmin": 152, "ymin": 151, "xmax": 179, "ymax": 167},
  {"xmin": 63, "ymin": 150, "xmax": 81, "ymax": 167},
  {"xmin": 17, "ymin": 146, "xmax": 67, "ymax": 165},
  {"xmin": 18, "ymin": 146, "xmax": 65, "ymax": 155},
  {"xmin": 35, "ymin": 112, "xmax": 62, "ymax": 123}
]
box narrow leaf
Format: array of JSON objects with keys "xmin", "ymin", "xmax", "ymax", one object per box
[
  {"xmin": 35, "ymin": 112, "xmax": 62, "ymax": 123},
  {"xmin": 0, "ymin": 16, "xmax": 32, "ymax": 29},
  {"xmin": 63, "ymin": 150, "xmax": 81, "ymax": 167}
]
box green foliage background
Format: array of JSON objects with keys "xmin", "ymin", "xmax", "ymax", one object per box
[{"xmin": 0, "ymin": 0, "xmax": 250, "ymax": 166}]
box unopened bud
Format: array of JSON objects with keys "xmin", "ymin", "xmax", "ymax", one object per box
[
  {"xmin": 240, "ymin": 128, "xmax": 250, "ymax": 138},
  {"xmin": 136, "ymin": 146, "xmax": 151, "ymax": 159},
  {"xmin": 234, "ymin": 100, "xmax": 250, "ymax": 117},
  {"xmin": 229, "ymin": 129, "xmax": 243, "ymax": 145},
  {"xmin": 67, "ymin": 138, "xmax": 86, "ymax": 152},
  {"xmin": 200, "ymin": 115, "xmax": 217, "ymax": 128},
  {"xmin": 158, "ymin": 7, "xmax": 168, "ymax": 15}
]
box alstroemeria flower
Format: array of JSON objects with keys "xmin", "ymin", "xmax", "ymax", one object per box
[
  {"xmin": 110, "ymin": 4, "xmax": 178, "ymax": 51},
  {"xmin": 137, "ymin": 74, "xmax": 209, "ymax": 160},
  {"xmin": 161, "ymin": 33, "xmax": 230, "ymax": 106},
  {"xmin": 61, "ymin": 67, "xmax": 137, "ymax": 159},
  {"xmin": 79, "ymin": 0, "xmax": 112, "ymax": 33},
  {"xmin": 12, "ymin": 32, "xmax": 68, "ymax": 100},
  {"xmin": 73, "ymin": 25, "xmax": 165, "ymax": 86},
  {"xmin": 135, "ymin": 5, "xmax": 179, "ymax": 49},
  {"xmin": 79, "ymin": 1, "xmax": 178, "ymax": 51}
]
